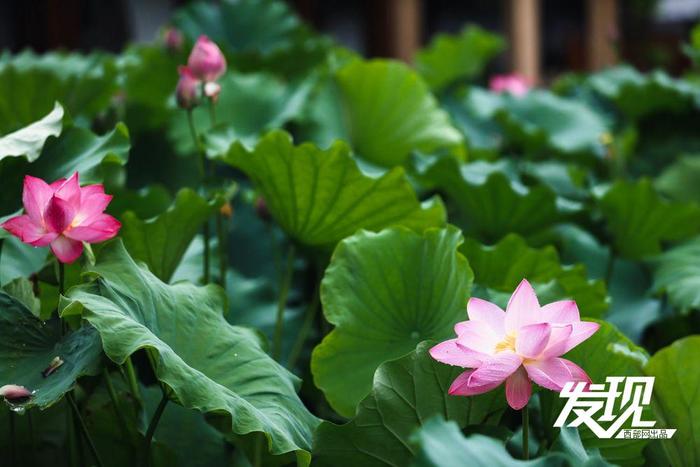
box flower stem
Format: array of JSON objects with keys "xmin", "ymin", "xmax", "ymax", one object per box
[
  {"xmin": 273, "ymin": 244, "xmax": 295, "ymax": 361},
  {"xmin": 208, "ymin": 96, "xmax": 216, "ymax": 127},
  {"xmin": 143, "ymin": 390, "xmax": 168, "ymax": 466},
  {"xmin": 522, "ymin": 405, "xmax": 530, "ymax": 460},
  {"xmin": 103, "ymin": 368, "xmax": 130, "ymax": 440},
  {"xmin": 186, "ymin": 109, "xmax": 205, "ymax": 181},
  {"xmin": 9, "ymin": 410, "xmax": 16, "ymax": 465},
  {"xmin": 605, "ymin": 247, "xmax": 615, "ymax": 285},
  {"xmin": 203, "ymin": 221, "xmax": 211, "ymax": 284},
  {"xmin": 216, "ymin": 213, "xmax": 227, "ymax": 291},
  {"xmin": 67, "ymin": 392, "xmax": 105, "ymax": 467}
]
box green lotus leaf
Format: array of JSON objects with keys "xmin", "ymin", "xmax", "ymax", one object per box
[
  {"xmin": 598, "ymin": 179, "xmax": 700, "ymax": 259},
  {"xmin": 651, "ymin": 236, "xmax": 700, "ymax": 312},
  {"xmin": 410, "ymin": 418, "xmax": 612, "ymax": 467},
  {"xmin": 655, "ymin": 154, "xmax": 700, "ymax": 203},
  {"xmin": 224, "ymin": 130, "xmax": 446, "ymax": 248},
  {"xmin": 311, "ymin": 226, "xmax": 473, "ymax": 417},
  {"xmin": 415, "ymin": 26, "xmax": 505, "ymax": 92},
  {"xmin": 587, "ymin": 65, "xmax": 700, "ymax": 119},
  {"xmin": 169, "ymin": 72, "xmax": 312, "ymax": 156},
  {"xmin": 496, "ymin": 90, "xmax": 609, "ymax": 157},
  {"xmin": 0, "ymin": 292, "xmax": 102, "ymax": 409},
  {"xmin": 335, "ymin": 59, "xmax": 463, "ymax": 167},
  {"xmin": 540, "ymin": 320, "xmax": 650, "ymax": 466},
  {"xmin": 0, "ymin": 50, "xmax": 117, "ymax": 132},
  {"xmin": 643, "ymin": 336, "xmax": 700, "ymax": 467},
  {"xmin": 60, "ymin": 240, "xmax": 319, "ymax": 464},
  {"xmin": 0, "ymin": 102, "xmax": 63, "ymax": 163},
  {"xmin": 313, "ymin": 342, "xmax": 505, "ymax": 467},
  {"xmin": 421, "ymin": 156, "xmax": 562, "ymax": 242},
  {"xmin": 461, "ymin": 233, "xmax": 608, "ymax": 318},
  {"xmin": 120, "ymin": 188, "xmax": 221, "ymax": 282}
]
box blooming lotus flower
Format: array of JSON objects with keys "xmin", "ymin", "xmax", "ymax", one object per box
[
  {"xmin": 1, "ymin": 173, "xmax": 121, "ymax": 264},
  {"xmin": 176, "ymin": 65, "xmax": 201, "ymax": 109},
  {"xmin": 489, "ymin": 74, "xmax": 530, "ymax": 96},
  {"xmin": 430, "ymin": 279, "xmax": 599, "ymax": 410},
  {"xmin": 187, "ymin": 35, "xmax": 226, "ymax": 83}
]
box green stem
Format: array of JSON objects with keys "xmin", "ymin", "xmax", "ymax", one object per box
[
  {"xmin": 203, "ymin": 221, "xmax": 211, "ymax": 284},
  {"xmin": 28, "ymin": 410, "xmax": 36, "ymax": 465},
  {"xmin": 124, "ymin": 356, "xmax": 143, "ymax": 411},
  {"xmin": 605, "ymin": 247, "xmax": 615, "ymax": 285},
  {"xmin": 287, "ymin": 284, "xmax": 320, "ymax": 368},
  {"xmin": 143, "ymin": 391, "xmax": 168, "ymax": 466},
  {"xmin": 186, "ymin": 109, "xmax": 205, "ymax": 180},
  {"xmin": 103, "ymin": 368, "xmax": 130, "ymax": 440},
  {"xmin": 67, "ymin": 392, "xmax": 105, "ymax": 467},
  {"xmin": 10, "ymin": 410, "xmax": 16, "ymax": 465},
  {"xmin": 208, "ymin": 96, "xmax": 216, "ymax": 127},
  {"xmin": 522, "ymin": 405, "xmax": 529, "ymax": 460},
  {"xmin": 273, "ymin": 244, "xmax": 295, "ymax": 360},
  {"xmin": 216, "ymin": 213, "xmax": 227, "ymax": 290},
  {"xmin": 253, "ymin": 434, "xmax": 262, "ymax": 467}
]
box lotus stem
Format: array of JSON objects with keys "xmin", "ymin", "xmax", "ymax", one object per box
[
  {"xmin": 103, "ymin": 368, "xmax": 130, "ymax": 440},
  {"xmin": 273, "ymin": 244, "xmax": 295, "ymax": 360},
  {"xmin": 216, "ymin": 213, "xmax": 227, "ymax": 291},
  {"xmin": 124, "ymin": 356, "xmax": 143, "ymax": 411},
  {"xmin": 143, "ymin": 390, "xmax": 169, "ymax": 466},
  {"xmin": 522, "ymin": 405, "xmax": 529, "ymax": 460},
  {"xmin": 67, "ymin": 392, "xmax": 105, "ymax": 467},
  {"xmin": 287, "ymin": 283, "xmax": 320, "ymax": 369}
]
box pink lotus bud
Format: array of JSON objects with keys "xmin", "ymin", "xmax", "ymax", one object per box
[
  {"xmin": 176, "ymin": 66, "xmax": 201, "ymax": 110},
  {"xmin": 489, "ymin": 74, "xmax": 531, "ymax": 97},
  {"xmin": 0, "ymin": 385, "xmax": 32, "ymax": 403},
  {"xmin": 1, "ymin": 173, "xmax": 121, "ymax": 264},
  {"xmin": 163, "ymin": 27, "xmax": 184, "ymax": 52},
  {"xmin": 187, "ymin": 35, "xmax": 227, "ymax": 82}
]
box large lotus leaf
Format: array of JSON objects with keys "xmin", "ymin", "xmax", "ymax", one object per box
[
  {"xmin": 313, "ymin": 342, "xmax": 505, "ymax": 467},
  {"xmin": 0, "ymin": 120, "xmax": 130, "ymax": 217},
  {"xmin": 651, "ymin": 236, "xmax": 700, "ymax": 312},
  {"xmin": 461, "ymin": 234, "xmax": 608, "ymax": 318},
  {"xmin": 410, "ymin": 418, "xmax": 611, "ymax": 467},
  {"xmin": 0, "ymin": 102, "xmax": 63, "ymax": 163},
  {"xmin": 598, "ymin": 179, "xmax": 700, "ymax": 259},
  {"xmin": 335, "ymin": 59, "xmax": 463, "ymax": 167},
  {"xmin": 587, "ymin": 65, "xmax": 700, "ymax": 119},
  {"xmin": 60, "ymin": 240, "xmax": 319, "ymax": 464},
  {"xmin": 0, "ymin": 51, "xmax": 117, "ymax": 132},
  {"xmin": 0, "ymin": 292, "xmax": 102, "ymax": 409},
  {"xmin": 169, "ymin": 72, "xmax": 312, "ymax": 156},
  {"xmin": 0, "ymin": 236, "xmax": 48, "ymax": 286},
  {"xmin": 415, "ymin": 26, "xmax": 505, "ymax": 92},
  {"xmin": 311, "ymin": 226, "xmax": 473, "ymax": 417},
  {"xmin": 643, "ymin": 336, "xmax": 700, "ymax": 467},
  {"xmin": 224, "ymin": 130, "xmax": 445, "ymax": 247},
  {"xmin": 120, "ymin": 188, "xmax": 221, "ymax": 282},
  {"xmin": 496, "ymin": 90, "xmax": 609, "ymax": 157},
  {"xmin": 421, "ymin": 156, "xmax": 562, "ymax": 242},
  {"xmin": 540, "ymin": 321, "xmax": 650, "ymax": 466},
  {"xmin": 654, "ymin": 154, "xmax": 700, "ymax": 203},
  {"xmin": 173, "ymin": 0, "xmax": 301, "ymax": 56},
  {"xmin": 442, "ymin": 87, "xmax": 506, "ymax": 159}
]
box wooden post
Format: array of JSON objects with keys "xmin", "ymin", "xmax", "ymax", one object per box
[
  {"xmin": 509, "ymin": 0, "xmax": 541, "ymax": 84},
  {"xmin": 385, "ymin": 0, "xmax": 422, "ymax": 63},
  {"xmin": 587, "ymin": 0, "xmax": 619, "ymax": 70}
]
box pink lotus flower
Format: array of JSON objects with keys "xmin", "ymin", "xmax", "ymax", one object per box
[
  {"xmin": 430, "ymin": 279, "xmax": 599, "ymax": 410},
  {"xmin": 163, "ymin": 26, "xmax": 184, "ymax": 52},
  {"xmin": 1, "ymin": 173, "xmax": 121, "ymax": 264},
  {"xmin": 489, "ymin": 74, "xmax": 531, "ymax": 97},
  {"xmin": 176, "ymin": 65, "xmax": 201, "ymax": 109},
  {"xmin": 187, "ymin": 35, "xmax": 226, "ymax": 83}
]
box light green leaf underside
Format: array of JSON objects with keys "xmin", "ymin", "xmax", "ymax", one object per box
[
  {"xmin": 415, "ymin": 25, "xmax": 505, "ymax": 92},
  {"xmin": 598, "ymin": 179, "xmax": 700, "ymax": 259},
  {"xmin": 311, "ymin": 226, "xmax": 473, "ymax": 417},
  {"xmin": 61, "ymin": 240, "xmax": 319, "ymax": 463},
  {"xmin": 0, "ymin": 292, "xmax": 102, "ymax": 409},
  {"xmin": 651, "ymin": 236, "xmax": 700, "ymax": 311},
  {"xmin": 336, "ymin": 59, "xmax": 463, "ymax": 167},
  {"xmin": 0, "ymin": 102, "xmax": 63, "ymax": 163},
  {"xmin": 120, "ymin": 188, "xmax": 221, "ymax": 282},
  {"xmin": 644, "ymin": 336, "xmax": 700, "ymax": 467},
  {"xmin": 225, "ymin": 130, "xmax": 446, "ymax": 247},
  {"xmin": 313, "ymin": 342, "xmax": 505, "ymax": 467}
]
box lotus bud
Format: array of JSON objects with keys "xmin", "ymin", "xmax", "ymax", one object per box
[
  {"xmin": 0, "ymin": 385, "xmax": 32, "ymax": 403},
  {"xmin": 163, "ymin": 27, "xmax": 183, "ymax": 52},
  {"xmin": 176, "ymin": 66, "xmax": 201, "ymax": 110},
  {"xmin": 187, "ymin": 35, "xmax": 227, "ymax": 83}
]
